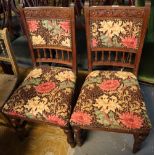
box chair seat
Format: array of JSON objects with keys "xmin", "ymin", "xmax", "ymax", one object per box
[
  {"xmin": 70, "ymin": 71, "xmax": 151, "ymax": 131},
  {"xmin": 0, "ymin": 74, "xmax": 17, "ymax": 109},
  {"xmin": 2, "ymin": 66, "xmax": 76, "ymax": 127}
]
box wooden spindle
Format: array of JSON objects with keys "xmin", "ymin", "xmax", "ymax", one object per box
[
  {"xmin": 56, "ymin": 50, "xmax": 58, "ymax": 59},
  {"xmin": 122, "ymin": 52, "xmax": 125, "ymax": 63},
  {"xmin": 129, "ymin": 53, "xmax": 132, "ymax": 64},
  {"xmin": 43, "ymin": 48, "xmax": 47, "ymax": 58},
  {"xmin": 101, "ymin": 51, "xmax": 104, "ymax": 61},
  {"xmin": 50, "ymin": 49, "xmax": 52, "ymax": 58},
  {"xmin": 95, "ymin": 52, "xmax": 97, "ymax": 61},
  {"xmin": 115, "ymin": 51, "xmax": 118, "ymax": 62},
  {"xmin": 67, "ymin": 51, "xmax": 70, "ymax": 61},
  {"xmin": 62, "ymin": 50, "xmax": 64, "ymax": 60},
  {"xmin": 37, "ymin": 49, "xmax": 41, "ymax": 58},
  {"xmin": 108, "ymin": 51, "xmax": 111, "ymax": 61}
]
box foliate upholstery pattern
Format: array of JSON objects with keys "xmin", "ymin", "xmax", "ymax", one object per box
[
  {"xmin": 27, "ymin": 19, "xmax": 71, "ymax": 48},
  {"xmin": 2, "ymin": 66, "xmax": 76, "ymax": 127},
  {"xmin": 70, "ymin": 71, "xmax": 151, "ymax": 130},
  {"xmin": 91, "ymin": 19, "xmax": 142, "ymax": 49}
]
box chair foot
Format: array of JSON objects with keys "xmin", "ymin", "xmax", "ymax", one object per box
[
  {"xmin": 13, "ymin": 119, "xmax": 28, "ymax": 140},
  {"xmin": 63, "ymin": 125, "xmax": 76, "ymax": 148},
  {"xmin": 133, "ymin": 131, "xmax": 150, "ymax": 153},
  {"xmin": 74, "ymin": 128, "xmax": 86, "ymax": 146}
]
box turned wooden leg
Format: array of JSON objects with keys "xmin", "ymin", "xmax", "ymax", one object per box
[
  {"xmin": 133, "ymin": 131, "xmax": 150, "ymax": 153},
  {"xmin": 12, "ymin": 119, "xmax": 29, "ymax": 140},
  {"xmin": 63, "ymin": 125, "xmax": 76, "ymax": 148},
  {"xmin": 0, "ymin": 112, "xmax": 15, "ymax": 129},
  {"xmin": 1, "ymin": 112, "xmax": 28, "ymax": 139},
  {"xmin": 74, "ymin": 128, "xmax": 86, "ymax": 146}
]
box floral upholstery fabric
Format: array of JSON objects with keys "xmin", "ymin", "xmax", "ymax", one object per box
[
  {"xmin": 27, "ymin": 19, "xmax": 71, "ymax": 48},
  {"xmin": 91, "ymin": 19, "xmax": 142, "ymax": 49},
  {"xmin": 2, "ymin": 66, "xmax": 76, "ymax": 127},
  {"xmin": 70, "ymin": 71, "xmax": 151, "ymax": 131}
]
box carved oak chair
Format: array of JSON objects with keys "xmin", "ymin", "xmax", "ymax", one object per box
[
  {"xmin": 2, "ymin": 5, "xmax": 77, "ymax": 147},
  {"xmin": 70, "ymin": 3, "xmax": 151, "ymax": 153},
  {"xmin": 0, "ymin": 28, "xmax": 19, "ymax": 128}
]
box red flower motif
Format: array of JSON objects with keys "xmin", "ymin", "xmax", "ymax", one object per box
[
  {"xmin": 35, "ymin": 82, "xmax": 56, "ymax": 93},
  {"xmin": 8, "ymin": 111, "xmax": 24, "ymax": 118},
  {"xmin": 27, "ymin": 20, "xmax": 39, "ymax": 32},
  {"xmin": 92, "ymin": 38, "xmax": 98, "ymax": 47},
  {"xmin": 100, "ymin": 80, "xmax": 120, "ymax": 91},
  {"xmin": 47, "ymin": 115, "xmax": 67, "ymax": 126},
  {"xmin": 71, "ymin": 111, "xmax": 92, "ymax": 125},
  {"xmin": 59, "ymin": 21, "xmax": 70, "ymax": 33},
  {"xmin": 121, "ymin": 36, "xmax": 137, "ymax": 49},
  {"xmin": 119, "ymin": 112, "xmax": 143, "ymax": 129}
]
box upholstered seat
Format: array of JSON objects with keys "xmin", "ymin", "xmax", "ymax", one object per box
[
  {"xmin": 70, "ymin": 71, "xmax": 151, "ymax": 131},
  {"xmin": 3, "ymin": 66, "xmax": 76, "ymax": 127}
]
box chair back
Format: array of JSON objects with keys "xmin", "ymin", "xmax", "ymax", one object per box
[
  {"xmin": 20, "ymin": 4, "xmax": 77, "ymax": 73},
  {"xmin": 0, "ymin": 28, "xmax": 19, "ymax": 76},
  {"xmin": 84, "ymin": 2, "xmax": 150, "ymax": 76},
  {"xmin": 89, "ymin": 0, "xmax": 114, "ymax": 6},
  {"xmin": 19, "ymin": 0, "xmax": 71, "ymax": 7}
]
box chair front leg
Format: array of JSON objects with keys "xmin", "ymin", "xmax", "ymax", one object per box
[
  {"xmin": 74, "ymin": 127, "xmax": 86, "ymax": 146},
  {"xmin": 133, "ymin": 130, "xmax": 150, "ymax": 153},
  {"xmin": 63, "ymin": 125, "xmax": 76, "ymax": 148}
]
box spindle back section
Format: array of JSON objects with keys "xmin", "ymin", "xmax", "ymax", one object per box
[
  {"xmin": 0, "ymin": 28, "xmax": 19, "ymax": 76},
  {"xmin": 20, "ymin": 6, "xmax": 76, "ymax": 73},
  {"xmin": 84, "ymin": 4, "xmax": 150, "ymax": 76},
  {"xmin": 89, "ymin": 0, "xmax": 112, "ymax": 6}
]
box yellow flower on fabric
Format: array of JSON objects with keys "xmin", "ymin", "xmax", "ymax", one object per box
[
  {"xmin": 24, "ymin": 96, "xmax": 49, "ymax": 116},
  {"xmin": 123, "ymin": 21, "xmax": 141, "ymax": 36},
  {"xmin": 88, "ymin": 71, "xmax": 100, "ymax": 77},
  {"xmin": 25, "ymin": 68, "xmax": 42, "ymax": 80},
  {"xmin": 32, "ymin": 35, "xmax": 46, "ymax": 45},
  {"xmin": 55, "ymin": 71, "xmax": 75, "ymax": 82},
  {"xmin": 115, "ymin": 71, "xmax": 136, "ymax": 80},
  {"xmin": 91, "ymin": 22, "xmax": 98, "ymax": 37},
  {"xmin": 101, "ymin": 71, "xmax": 111, "ymax": 78},
  {"xmin": 64, "ymin": 88, "xmax": 72, "ymax": 94},
  {"xmin": 94, "ymin": 95, "xmax": 122, "ymax": 114},
  {"xmin": 13, "ymin": 103, "xmax": 24, "ymax": 113},
  {"xmin": 130, "ymin": 86, "xmax": 138, "ymax": 92},
  {"xmin": 99, "ymin": 20, "xmax": 125, "ymax": 37},
  {"xmin": 61, "ymin": 38, "xmax": 71, "ymax": 47}
]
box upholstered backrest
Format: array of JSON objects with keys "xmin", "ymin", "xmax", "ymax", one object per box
[
  {"xmin": 20, "ymin": 5, "xmax": 77, "ymax": 73},
  {"xmin": 84, "ymin": 3, "xmax": 150, "ymax": 76},
  {"xmin": 0, "ymin": 28, "xmax": 19, "ymax": 76}
]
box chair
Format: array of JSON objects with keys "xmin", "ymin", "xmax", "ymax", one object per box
[
  {"xmin": 2, "ymin": 5, "xmax": 77, "ymax": 147},
  {"xmin": 70, "ymin": 3, "xmax": 151, "ymax": 153},
  {"xmin": 0, "ymin": 28, "xmax": 19, "ymax": 128}
]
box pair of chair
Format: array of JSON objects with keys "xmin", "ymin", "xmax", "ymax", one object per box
[{"xmin": 1, "ymin": 2, "xmax": 151, "ymax": 153}]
